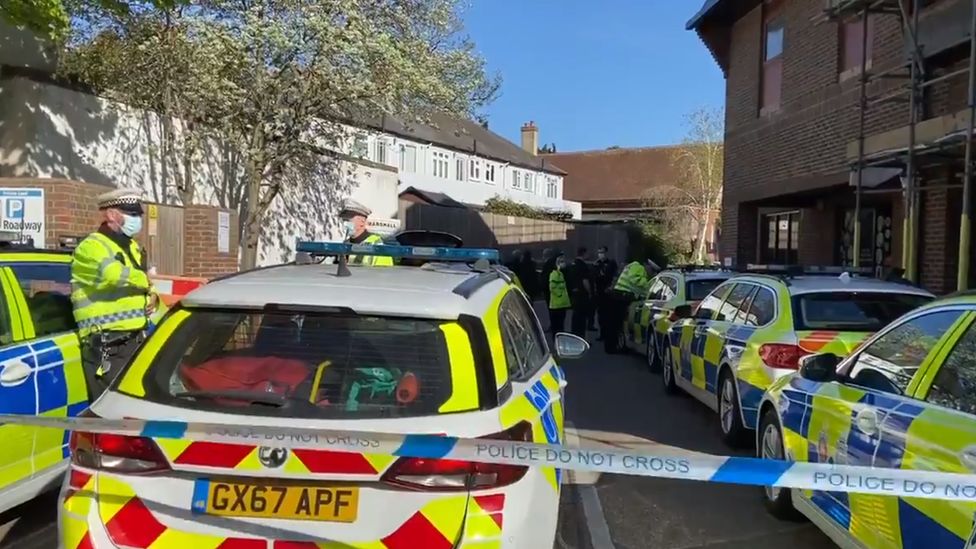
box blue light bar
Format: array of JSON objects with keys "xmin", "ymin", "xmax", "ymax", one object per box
[{"xmin": 295, "ymin": 241, "xmax": 499, "ymax": 262}]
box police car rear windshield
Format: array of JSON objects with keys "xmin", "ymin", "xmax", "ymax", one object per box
[
  {"xmin": 143, "ymin": 310, "xmax": 468, "ymax": 419},
  {"xmin": 791, "ymin": 292, "xmax": 932, "ymax": 332}
]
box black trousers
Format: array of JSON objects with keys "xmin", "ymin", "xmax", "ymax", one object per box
[
  {"xmin": 81, "ymin": 330, "xmax": 144, "ymax": 402},
  {"xmin": 570, "ymin": 295, "xmax": 589, "ymax": 338},
  {"xmin": 602, "ymin": 290, "xmax": 634, "ymax": 353},
  {"xmin": 549, "ymin": 308, "xmax": 567, "ymax": 334}
]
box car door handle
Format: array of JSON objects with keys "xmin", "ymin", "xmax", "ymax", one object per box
[
  {"xmin": 854, "ymin": 409, "xmax": 880, "ymax": 436},
  {"xmin": 958, "ymin": 446, "xmax": 976, "ymax": 472},
  {"xmin": 0, "ymin": 360, "xmax": 32, "ymax": 387}
]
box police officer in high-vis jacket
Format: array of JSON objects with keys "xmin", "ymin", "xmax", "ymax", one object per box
[
  {"xmin": 603, "ymin": 258, "xmax": 658, "ymax": 354},
  {"xmin": 340, "ymin": 199, "xmax": 393, "ymax": 266},
  {"xmin": 71, "ymin": 188, "xmax": 161, "ymax": 398}
]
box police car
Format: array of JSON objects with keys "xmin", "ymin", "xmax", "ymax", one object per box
[
  {"xmin": 0, "ymin": 236, "xmax": 88, "ymax": 515},
  {"xmin": 759, "ymin": 291, "xmax": 976, "ymax": 549},
  {"xmin": 622, "ymin": 266, "xmax": 733, "ymax": 372},
  {"xmin": 662, "ymin": 266, "xmax": 933, "ymax": 446},
  {"xmin": 61, "ymin": 242, "xmax": 587, "ymax": 549}
]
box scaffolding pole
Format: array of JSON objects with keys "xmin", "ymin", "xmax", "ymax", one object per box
[
  {"xmin": 956, "ymin": 0, "xmax": 976, "ymax": 290},
  {"xmin": 853, "ymin": 4, "xmax": 871, "ymax": 268},
  {"xmin": 903, "ymin": 0, "xmax": 921, "ymax": 282}
]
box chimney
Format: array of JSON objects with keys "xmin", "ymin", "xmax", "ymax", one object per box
[{"xmin": 521, "ymin": 121, "xmax": 539, "ymax": 155}]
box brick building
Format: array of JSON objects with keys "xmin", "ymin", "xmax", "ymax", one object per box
[{"xmin": 689, "ymin": 0, "xmax": 975, "ymax": 294}]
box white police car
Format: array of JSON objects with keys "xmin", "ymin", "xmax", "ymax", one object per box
[{"xmin": 60, "ymin": 242, "xmax": 587, "ymax": 548}]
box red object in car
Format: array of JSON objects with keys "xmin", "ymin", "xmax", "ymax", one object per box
[
  {"xmin": 179, "ymin": 356, "xmax": 311, "ymax": 402},
  {"xmin": 759, "ymin": 343, "xmax": 810, "ymax": 369}
]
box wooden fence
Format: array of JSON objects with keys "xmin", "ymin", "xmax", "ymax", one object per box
[{"xmin": 398, "ymin": 201, "xmax": 628, "ymax": 261}]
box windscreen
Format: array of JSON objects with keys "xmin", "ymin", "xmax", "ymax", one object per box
[
  {"xmin": 792, "ymin": 292, "xmax": 932, "ymax": 332},
  {"xmin": 145, "ymin": 310, "xmax": 464, "ymax": 419},
  {"xmin": 686, "ymin": 279, "xmax": 725, "ymax": 302}
]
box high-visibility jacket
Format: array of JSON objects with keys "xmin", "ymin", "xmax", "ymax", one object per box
[
  {"xmin": 613, "ymin": 261, "xmax": 651, "ymax": 298},
  {"xmin": 70, "ymin": 230, "xmax": 158, "ymax": 337},
  {"xmin": 549, "ymin": 269, "xmax": 571, "ymax": 310},
  {"xmin": 348, "ymin": 232, "xmax": 394, "ymax": 267}
]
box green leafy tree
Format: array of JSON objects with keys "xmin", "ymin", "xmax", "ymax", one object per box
[
  {"xmin": 0, "ymin": 0, "xmax": 186, "ymax": 41},
  {"xmin": 62, "ymin": 0, "xmax": 499, "ymax": 268}
]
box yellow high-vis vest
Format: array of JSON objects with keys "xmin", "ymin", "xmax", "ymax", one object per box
[
  {"xmin": 549, "ymin": 269, "xmax": 571, "ymax": 310},
  {"xmin": 348, "ymin": 233, "xmax": 394, "ymax": 266},
  {"xmin": 70, "ymin": 231, "xmax": 156, "ymax": 337},
  {"xmin": 613, "ymin": 261, "xmax": 651, "ymax": 298}
]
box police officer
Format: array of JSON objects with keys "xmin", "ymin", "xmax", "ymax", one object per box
[
  {"xmin": 71, "ymin": 188, "xmax": 161, "ymax": 398},
  {"xmin": 340, "ymin": 199, "xmax": 393, "ymax": 266},
  {"xmin": 603, "ymin": 258, "xmax": 657, "ymax": 354},
  {"xmin": 548, "ymin": 253, "xmax": 571, "ymax": 334}
]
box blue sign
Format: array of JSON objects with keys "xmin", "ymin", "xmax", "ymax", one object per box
[{"xmin": 5, "ymin": 199, "xmax": 24, "ymax": 220}]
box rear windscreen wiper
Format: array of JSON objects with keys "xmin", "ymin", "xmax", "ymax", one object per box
[{"xmin": 173, "ymin": 390, "xmax": 288, "ymax": 407}]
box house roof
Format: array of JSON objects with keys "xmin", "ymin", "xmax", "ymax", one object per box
[
  {"xmin": 399, "ymin": 186, "xmax": 469, "ymax": 209},
  {"xmin": 541, "ymin": 146, "xmax": 683, "ymax": 204},
  {"xmin": 686, "ymin": 0, "xmax": 760, "ymax": 74},
  {"xmin": 356, "ymin": 112, "xmax": 567, "ymax": 176}
]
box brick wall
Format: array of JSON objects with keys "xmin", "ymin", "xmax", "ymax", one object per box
[
  {"xmin": 183, "ymin": 205, "xmax": 239, "ymax": 278},
  {"xmin": 0, "ymin": 178, "xmax": 239, "ymax": 276}
]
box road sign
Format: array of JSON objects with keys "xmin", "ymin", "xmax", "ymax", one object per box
[{"xmin": 0, "ymin": 189, "xmax": 44, "ymax": 248}]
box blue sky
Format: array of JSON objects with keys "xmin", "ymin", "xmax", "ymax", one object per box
[{"xmin": 463, "ymin": 0, "xmax": 724, "ymax": 152}]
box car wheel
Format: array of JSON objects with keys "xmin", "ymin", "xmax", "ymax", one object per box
[
  {"xmin": 718, "ymin": 370, "xmax": 747, "ymax": 447},
  {"xmin": 759, "ymin": 409, "xmax": 804, "ymax": 521},
  {"xmin": 645, "ymin": 330, "xmax": 661, "ymax": 373},
  {"xmin": 662, "ymin": 345, "xmax": 678, "ymax": 395}
]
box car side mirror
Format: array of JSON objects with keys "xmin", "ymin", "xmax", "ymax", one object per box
[
  {"xmin": 672, "ymin": 304, "xmax": 693, "ymax": 319},
  {"xmin": 798, "ymin": 353, "xmax": 841, "ymax": 383},
  {"xmin": 554, "ymin": 333, "xmax": 589, "ymax": 360}
]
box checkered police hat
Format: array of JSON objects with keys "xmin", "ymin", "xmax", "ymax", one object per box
[{"xmin": 97, "ymin": 188, "xmax": 144, "ymax": 215}]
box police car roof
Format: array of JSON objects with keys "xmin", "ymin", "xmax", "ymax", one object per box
[
  {"xmin": 733, "ymin": 273, "xmax": 935, "ymax": 297},
  {"xmin": 181, "ymin": 262, "xmax": 504, "ymax": 319}
]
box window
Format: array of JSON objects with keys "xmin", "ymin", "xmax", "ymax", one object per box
[
  {"xmin": 469, "ymin": 159, "xmax": 482, "ymax": 181},
  {"xmin": 686, "ymin": 279, "xmax": 724, "ymax": 302},
  {"xmin": 926, "ymin": 321, "xmax": 976, "ymax": 414},
  {"xmin": 695, "ymin": 284, "xmax": 733, "ymax": 320},
  {"xmin": 791, "ymin": 292, "xmax": 932, "ymax": 332},
  {"xmin": 747, "ymin": 288, "xmax": 776, "ymax": 326},
  {"xmin": 146, "ymin": 310, "xmax": 466, "ymax": 418},
  {"xmin": 839, "ymin": 15, "xmax": 874, "ymax": 76},
  {"xmin": 512, "ymin": 171, "xmax": 522, "ymax": 189},
  {"xmin": 373, "ymin": 139, "xmax": 389, "ymax": 165},
  {"xmin": 662, "ymin": 277, "xmax": 679, "ymax": 300},
  {"xmin": 432, "ymin": 151, "xmax": 450, "ymax": 178},
  {"xmin": 352, "ymin": 135, "xmax": 369, "ymax": 159},
  {"xmin": 547, "ymin": 178, "xmax": 558, "ymax": 199},
  {"xmin": 525, "ymin": 173, "xmax": 535, "ymax": 193},
  {"xmin": 498, "ymin": 291, "xmax": 547, "ymax": 379},
  {"xmin": 717, "ymin": 283, "xmax": 756, "ymax": 323},
  {"xmin": 648, "ymin": 277, "xmax": 676, "ymax": 301},
  {"xmin": 8, "ymin": 263, "xmax": 74, "ymax": 338},
  {"xmin": 761, "ymin": 211, "xmax": 799, "ymax": 264},
  {"xmin": 399, "ymin": 144, "xmax": 417, "ymax": 173},
  {"xmin": 485, "ymin": 164, "xmax": 496, "ymax": 183},
  {"xmin": 456, "ymin": 157, "xmax": 465, "ymax": 181},
  {"xmin": 761, "ymin": 1, "xmax": 784, "ymax": 114},
  {"xmin": 843, "ymin": 310, "xmax": 963, "ymax": 395}
]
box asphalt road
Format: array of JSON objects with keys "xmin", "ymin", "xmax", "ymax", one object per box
[
  {"xmin": 0, "ymin": 336, "xmax": 835, "ymax": 549},
  {"xmin": 555, "ymin": 341, "xmax": 834, "ymax": 549}
]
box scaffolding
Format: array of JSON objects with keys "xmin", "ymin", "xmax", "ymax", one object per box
[{"xmin": 822, "ymin": 0, "xmax": 976, "ymax": 290}]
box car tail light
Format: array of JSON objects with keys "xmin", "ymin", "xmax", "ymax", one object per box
[
  {"xmin": 380, "ymin": 422, "xmax": 533, "ymax": 491},
  {"xmin": 759, "ymin": 343, "xmax": 810, "ymax": 370},
  {"xmin": 69, "ymin": 412, "xmax": 170, "ymax": 474}
]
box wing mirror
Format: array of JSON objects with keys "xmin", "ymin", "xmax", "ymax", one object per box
[
  {"xmin": 798, "ymin": 353, "xmax": 841, "ymax": 383},
  {"xmin": 672, "ymin": 304, "xmax": 694, "ymax": 320},
  {"xmin": 554, "ymin": 333, "xmax": 589, "ymax": 360}
]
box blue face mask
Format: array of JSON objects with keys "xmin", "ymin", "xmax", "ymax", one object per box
[
  {"xmin": 342, "ymin": 220, "xmax": 355, "ymax": 237},
  {"xmin": 121, "ymin": 214, "xmax": 143, "ymax": 237}
]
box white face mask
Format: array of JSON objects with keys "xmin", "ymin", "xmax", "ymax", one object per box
[{"xmin": 121, "ymin": 214, "xmax": 143, "ymax": 237}]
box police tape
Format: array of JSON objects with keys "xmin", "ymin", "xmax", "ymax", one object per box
[{"xmin": 1, "ymin": 414, "xmax": 975, "ymax": 502}]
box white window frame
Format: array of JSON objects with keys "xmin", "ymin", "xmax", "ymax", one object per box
[
  {"xmin": 547, "ymin": 177, "xmax": 558, "ymax": 199},
  {"xmin": 470, "ymin": 158, "xmax": 482, "ymax": 181},
  {"xmin": 352, "ymin": 134, "xmax": 369, "ymax": 159},
  {"xmin": 455, "ymin": 157, "xmax": 465, "ymax": 181},
  {"xmin": 432, "ymin": 150, "xmax": 450, "ymax": 178},
  {"xmin": 525, "ymin": 172, "xmax": 534, "ymax": 193},
  {"xmin": 485, "ymin": 163, "xmax": 496, "ymax": 184},
  {"xmin": 373, "ymin": 138, "xmax": 389, "ymax": 165},
  {"xmin": 400, "ymin": 144, "xmax": 417, "ymax": 173}
]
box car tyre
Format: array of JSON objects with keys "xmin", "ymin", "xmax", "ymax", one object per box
[
  {"xmin": 759, "ymin": 408, "xmax": 804, "ymax": 521},
  {"xmin": 718, "ymin": 369, "xmax": 747, "ymax": 448},
  {"xmin": 662, "ymin": 344, "xmax": 679, "ymax": 395},
  {"xmin": 645, "ymin": 330, "xmax": 662, "ymax": 373}
]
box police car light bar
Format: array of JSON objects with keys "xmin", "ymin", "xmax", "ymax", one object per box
[{"xmin": 295, "ymin": 241, "xmax": 500, "ymax": 263}]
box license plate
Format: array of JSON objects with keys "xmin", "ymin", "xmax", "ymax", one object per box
[{"xmin": 191, "ymin": 479, "xmax": 359, "ymax": 522}]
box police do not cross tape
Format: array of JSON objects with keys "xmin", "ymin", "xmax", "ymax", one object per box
[{"xmin": 4, "ymin": 413, "xmax": 976, "ymax": 503}]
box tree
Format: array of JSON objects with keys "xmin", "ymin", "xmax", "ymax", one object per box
[
  {"xmin": 0, "ymin": 0, "xmax": 186, "ymax": 41},
  {"xmin": 644, "ymin": 106, "xmax": 724, "ymax": 264},
  {"xmin": 538, "ymin": 143, "xmax": 557, "ymax": 154},
  {"xmin": 62, "ymin": 0, "xmax": 499, "ymax": 268}
]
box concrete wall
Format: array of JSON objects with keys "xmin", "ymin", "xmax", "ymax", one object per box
[{"xmin": 0, "ymin": 75, "xmax": 398, "ymax": 267}]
